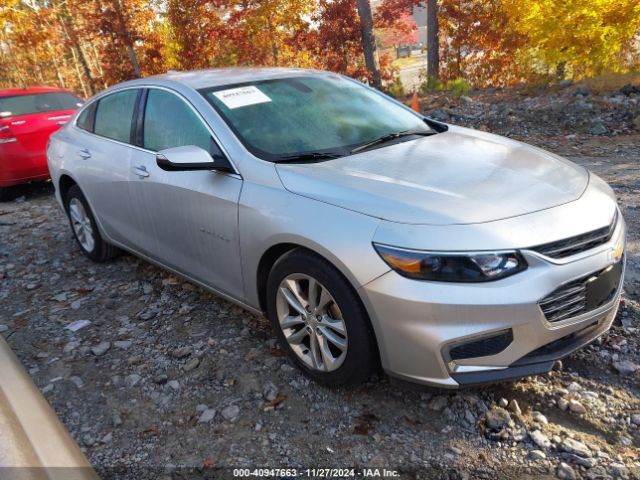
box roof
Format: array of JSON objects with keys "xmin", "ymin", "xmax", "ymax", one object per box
[
  {"xmin": 0, "ymin": 86, "xmax": 70, "ymax": 97},
  {"xmin": 152, "ymin": 67, "xmax": 329, "ymax": 90}
]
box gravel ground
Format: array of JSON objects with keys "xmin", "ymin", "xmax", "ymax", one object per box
[{"xmin": 1, "ymin": 87, "xmax": 640, "ymax": 479}]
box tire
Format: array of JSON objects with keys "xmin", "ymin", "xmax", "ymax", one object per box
[
  {"xmin": 266, "ymin": 249, "xmax": 378, "ymax": 386},
  {"xmin": 64, "ymin": 185, "xmax": 119, "ymax": 262},
  {"xmin": 0, "ymin": 187, "xmax": 13, "ymax": 202}
]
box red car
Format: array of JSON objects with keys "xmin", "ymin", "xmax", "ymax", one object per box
[{"xmin": 0, "ymin": 87, "xmax": 83, "ymax": 200}]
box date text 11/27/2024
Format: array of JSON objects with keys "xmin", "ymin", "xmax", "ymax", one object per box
[{"xmin": 232, "ymin": 468, "xmax": 401, "ymax": 478}]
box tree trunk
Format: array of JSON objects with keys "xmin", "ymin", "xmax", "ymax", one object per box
[
  {"xmin": 56, "ymin": 8, "xmax": 97, "ymax": 95},
  {"xmin": 113, "ymin": 0, "xmax": 142, "ymax": 78},
  {"xmin": 426, "ymin": 0, "xmax": 439, "ymax": 79},
  {"xmin": 355, "ymin": 0, "xmax": 382, "ymax": 89}
]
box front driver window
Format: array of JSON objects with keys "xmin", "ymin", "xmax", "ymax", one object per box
[{"xmin": 143, "ymin": 89, "xmax": 211, "ymax": 152}]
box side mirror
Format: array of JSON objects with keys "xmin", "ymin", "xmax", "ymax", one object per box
[{"xmin": 156, "ymin": 145, "xmax": 233, "ymax": 173}]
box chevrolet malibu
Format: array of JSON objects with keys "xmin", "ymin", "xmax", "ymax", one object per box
[{"xmin": 47, "ymin": 68, "xmax": 626, "ymax": 387}]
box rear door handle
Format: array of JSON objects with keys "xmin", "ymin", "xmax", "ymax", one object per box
[
  {"xmin": 132, "ymin": 165, "xmax": 150, "ymax": 178},
  {"xmin": 78, "ymin": 148, "xmax": 91, "ymax": 160}
]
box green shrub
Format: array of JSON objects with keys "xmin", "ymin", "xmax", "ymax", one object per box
[
  {"xmin": 418, "ymin": 69, "xmax": 444, "ymax": 94},
  {"xmin": 387, "ymin": 76, "xmax": 405, "ymax": 99},
  {"xmin": 447, "ymin": 77, "xmax": 472, "ymax": 97}
]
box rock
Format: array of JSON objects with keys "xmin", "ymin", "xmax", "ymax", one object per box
[
  {"xmin": 82, "ymin": 435, "xmax": 95, "ymax": 447},
  {"xmin": 531, "ymin": 411, "xmax": 548, "ymax": 425},
  {"xmin": 153, "ymin": 373, "xmax": 168, "ymax": 384},
  {"xmin": 529, "ymin": 450, "xmax": 546, "ymax": 461},
  {"xmin": 608, "ymin": 463, "xmax": 629, "ymax": 479},
  {"xmin": 198, "ymin": 408, "xmax": 216, "ymax": 423},
  {"xmin": 69, "ymin": 376, "xmax": 84, "ymax": 388},
  {"xmin": 428, "ymin": 395, "xmax": 448, "ymax": 412},
  {"xmin": 557, "ymin": 462, "xmax": 576, "ymax": 480},
  {"xmin": 559, "ymin": 437, "xmax": 591, "ymax": 458},
  {"xmin": 0, "ymin": 324, "xmax": 8, "ymax": 333},
  {"xmin": 125, "ymin": 374, "xmax": 141, "ymax": 387},
  {"xmin": 167, "ymin": 380, "xmax": 180, "ymax": 390},
  {"xmin": 114, "ymin": 340, "xmax": 132, "ymax": 349},
  {"xmin": 221, "ymin": 405, "xmax": 240, "ymax": 421},
  {"xmin": 113, "ymin": 413, "xmax": 123, "ymax": 427},
  {"xmin": 613, "ymin": 360, "xmax": 639, "ymax": 375},
  {"xmin": 575, "ymin": 85, "xmax": 590, "ymax": 96},
  {"xmin": 620, "ymin": 84, "xmax": 640, "ymax": 96},
  {"xmin": 567, "ymin": 382, "xmax": 581, "ymax": 392},
  {"xmin": 171, "ymin": 346, "xmax": 191, "ymax": 359},
  {"xmin": 530, "ymin": 430, "xmax": 551, "ymax": 449},
  {"xmin": 91, "ymin": 341, "xmax": 111, "ymax": 356},
  {"xmin": 631, "ymin": 413, "xmax": 640, "ymax": 426},
  {"xmin": 569, "ymin": 399, "xmax": 587, "ymax": 414},
  {"xmin": 101, "ymin": 432, "xmax": 113, "ymax": 444},
  {"xmin": 183, "ymin": 357, "xmax": 200, "ymax": 372},
  {"xmin": 590, "ymin": 123, "xmax": 608, "ymax": 135},
  {"xmin": 558, "ymin": 398, "xmax": 569, "ymax": 411},
  {"xmin": 263, "ymin": 382, "xmax": 278, "ymax": 402},
  {"xmin": 485, "ymin": 407, "xmax": 512, "ymax": 430},
  {"xmin": 561, "ymin": 453, "xmax": 597, "ymax": 468},
  {"xmin": 499, "ymin": 398, "xmax": 508, "ymax": 408},
  {"xmin": 508, "ymin": 399, "xmax": 522, "ymax": 415}
]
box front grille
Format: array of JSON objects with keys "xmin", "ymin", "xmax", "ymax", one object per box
[
  {"xmin": 539, "ymin": 260, "xmax": 622, "ymax": 322},
  {"xmin": 449, "ymin": 330, "xmax": 513, "ymax": 360},
  {"xmin": 531, "ymin": 211, "xmax": 618, "ymax": 259}
]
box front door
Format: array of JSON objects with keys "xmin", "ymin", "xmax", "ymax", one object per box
[{"xmin": 128, "ymin": 88, "xmax": 244, "ymax": 299}]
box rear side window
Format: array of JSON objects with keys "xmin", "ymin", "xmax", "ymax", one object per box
[
  {"xmin": 143, "ymin": 89, "xmax": 211, "ymax": 152},
  {"xmin": 94, "ymin": 89, "xmax": 138, "ymax": 144},
  {"xmin": 76, "ymin": 103, "xmax": 96, "ymax": 132},
  {"xmin": 0, "ymin": 92, "xmax": 82, "ymax": 118}
]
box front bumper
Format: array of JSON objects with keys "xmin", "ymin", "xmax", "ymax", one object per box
[{"xmin": 360, "ymin": 214, "xmax": 626, "ymax": 388}]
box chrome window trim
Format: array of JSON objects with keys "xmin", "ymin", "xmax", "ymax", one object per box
[{"xmin": 71, "ymin": 84, "xmax": 241, "ymax": 178}]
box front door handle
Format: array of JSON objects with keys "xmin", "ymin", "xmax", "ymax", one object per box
[
  {"xmin": 78, "ymin": 148, "xmax": 91, "ymax": 160},
  {"xmin": 132, "ymin": 165, "xmax": 150, "ymax": 179}
]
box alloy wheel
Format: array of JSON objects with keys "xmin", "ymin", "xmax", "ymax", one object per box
[
  {"xmin": 69, "ymin": 198, "xmax": 95, "ymax": 252},
  {"xmin": 275, "ymin": 273, "xmax": 348, "ymax": 372}
]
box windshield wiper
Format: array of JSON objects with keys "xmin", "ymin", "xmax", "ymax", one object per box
[
  {"xmin": 275, "ymin": 152, "xmax": 344, "ymax": 163},
  {"xmin": 350, "ymin": 129, "xmax": 436, "ymax": 154}
]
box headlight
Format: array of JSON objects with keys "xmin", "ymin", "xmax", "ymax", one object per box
[{"xmin": 373, "ymin": 244, "xmax": 527, "ymax": 282}]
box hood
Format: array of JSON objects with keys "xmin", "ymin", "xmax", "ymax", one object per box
[{"xmin": 275, "ymin": 126, "xmax": 589, "ymax": 225}]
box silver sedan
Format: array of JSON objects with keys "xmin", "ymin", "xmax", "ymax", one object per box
[{"xmin": 47, "ymin": 68, "xmax": 626, "ymax": 387}]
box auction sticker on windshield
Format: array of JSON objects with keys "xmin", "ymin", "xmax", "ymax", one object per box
[{"xmin": 213, "ymin": 86, "xmax": 272, "ymax": 109}]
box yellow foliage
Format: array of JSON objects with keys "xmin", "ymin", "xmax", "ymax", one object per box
[{"xmin": 502, "ymin": 0, "xmax": 640, "ymax": 79}]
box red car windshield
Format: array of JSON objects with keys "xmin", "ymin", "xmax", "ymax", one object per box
[{"xmin": 0, "ymin": 92, "xmax": 82, "ymax": 118}]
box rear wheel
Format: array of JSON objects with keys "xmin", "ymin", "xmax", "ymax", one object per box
[
  {"xmin": 0, "ymin": 187, "xmax": 12, "ymax": 202},
  {"xmin": 64, "ymin": 185, "xmax": 119, "ymax": 262},
  {"xmin": 266, "ymin": 249, "xmax": 378, "ymax": 385}
]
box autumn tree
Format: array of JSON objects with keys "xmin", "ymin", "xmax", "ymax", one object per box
[
  {"xmin": 502, "ymin": 0, "xmax": 640, "ymax": 79},
  {"xmin": 355, "ymin": 0, "xmax": 382, "ymax": 88}
]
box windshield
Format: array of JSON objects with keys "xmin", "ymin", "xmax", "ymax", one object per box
[
  {"xmin": 200, "ymin": 75, "xmax": 432, "ymax": 161},
  {"xmin": 0, "ymin": 92, "xmax": 82, "ymax": 118}
]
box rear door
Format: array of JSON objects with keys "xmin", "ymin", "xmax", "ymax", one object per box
[
  {"xmin": 128, "ymin": 87, "xmax": 244, "ymax": 298},
  {"xmin": 68, "ymin": 89, "xmax": 146, "ymax": 250}
]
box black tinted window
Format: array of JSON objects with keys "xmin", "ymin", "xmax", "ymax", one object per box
[
  {"xmin": 94, "ymin": 90, "xmax": 138, "ymax": 143},
  {"xmin": 0, "ymin": 92, "xmax": 82, "ymax": 118},
  {"xmin": 143, "ymin": 89, "xmax": 211, "ymax": 152},
  {"xmin": 76, "ymin": 103, "xmax": 96, "ymax": 132}
]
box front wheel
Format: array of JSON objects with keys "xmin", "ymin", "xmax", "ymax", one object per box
[
  {"xmin": 266, "ymin": 249, "xmax": 378, "ymax": 385},
  {"xmin": 65, "ymin": 185, "xmax": 119, "ymax": 262}
]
